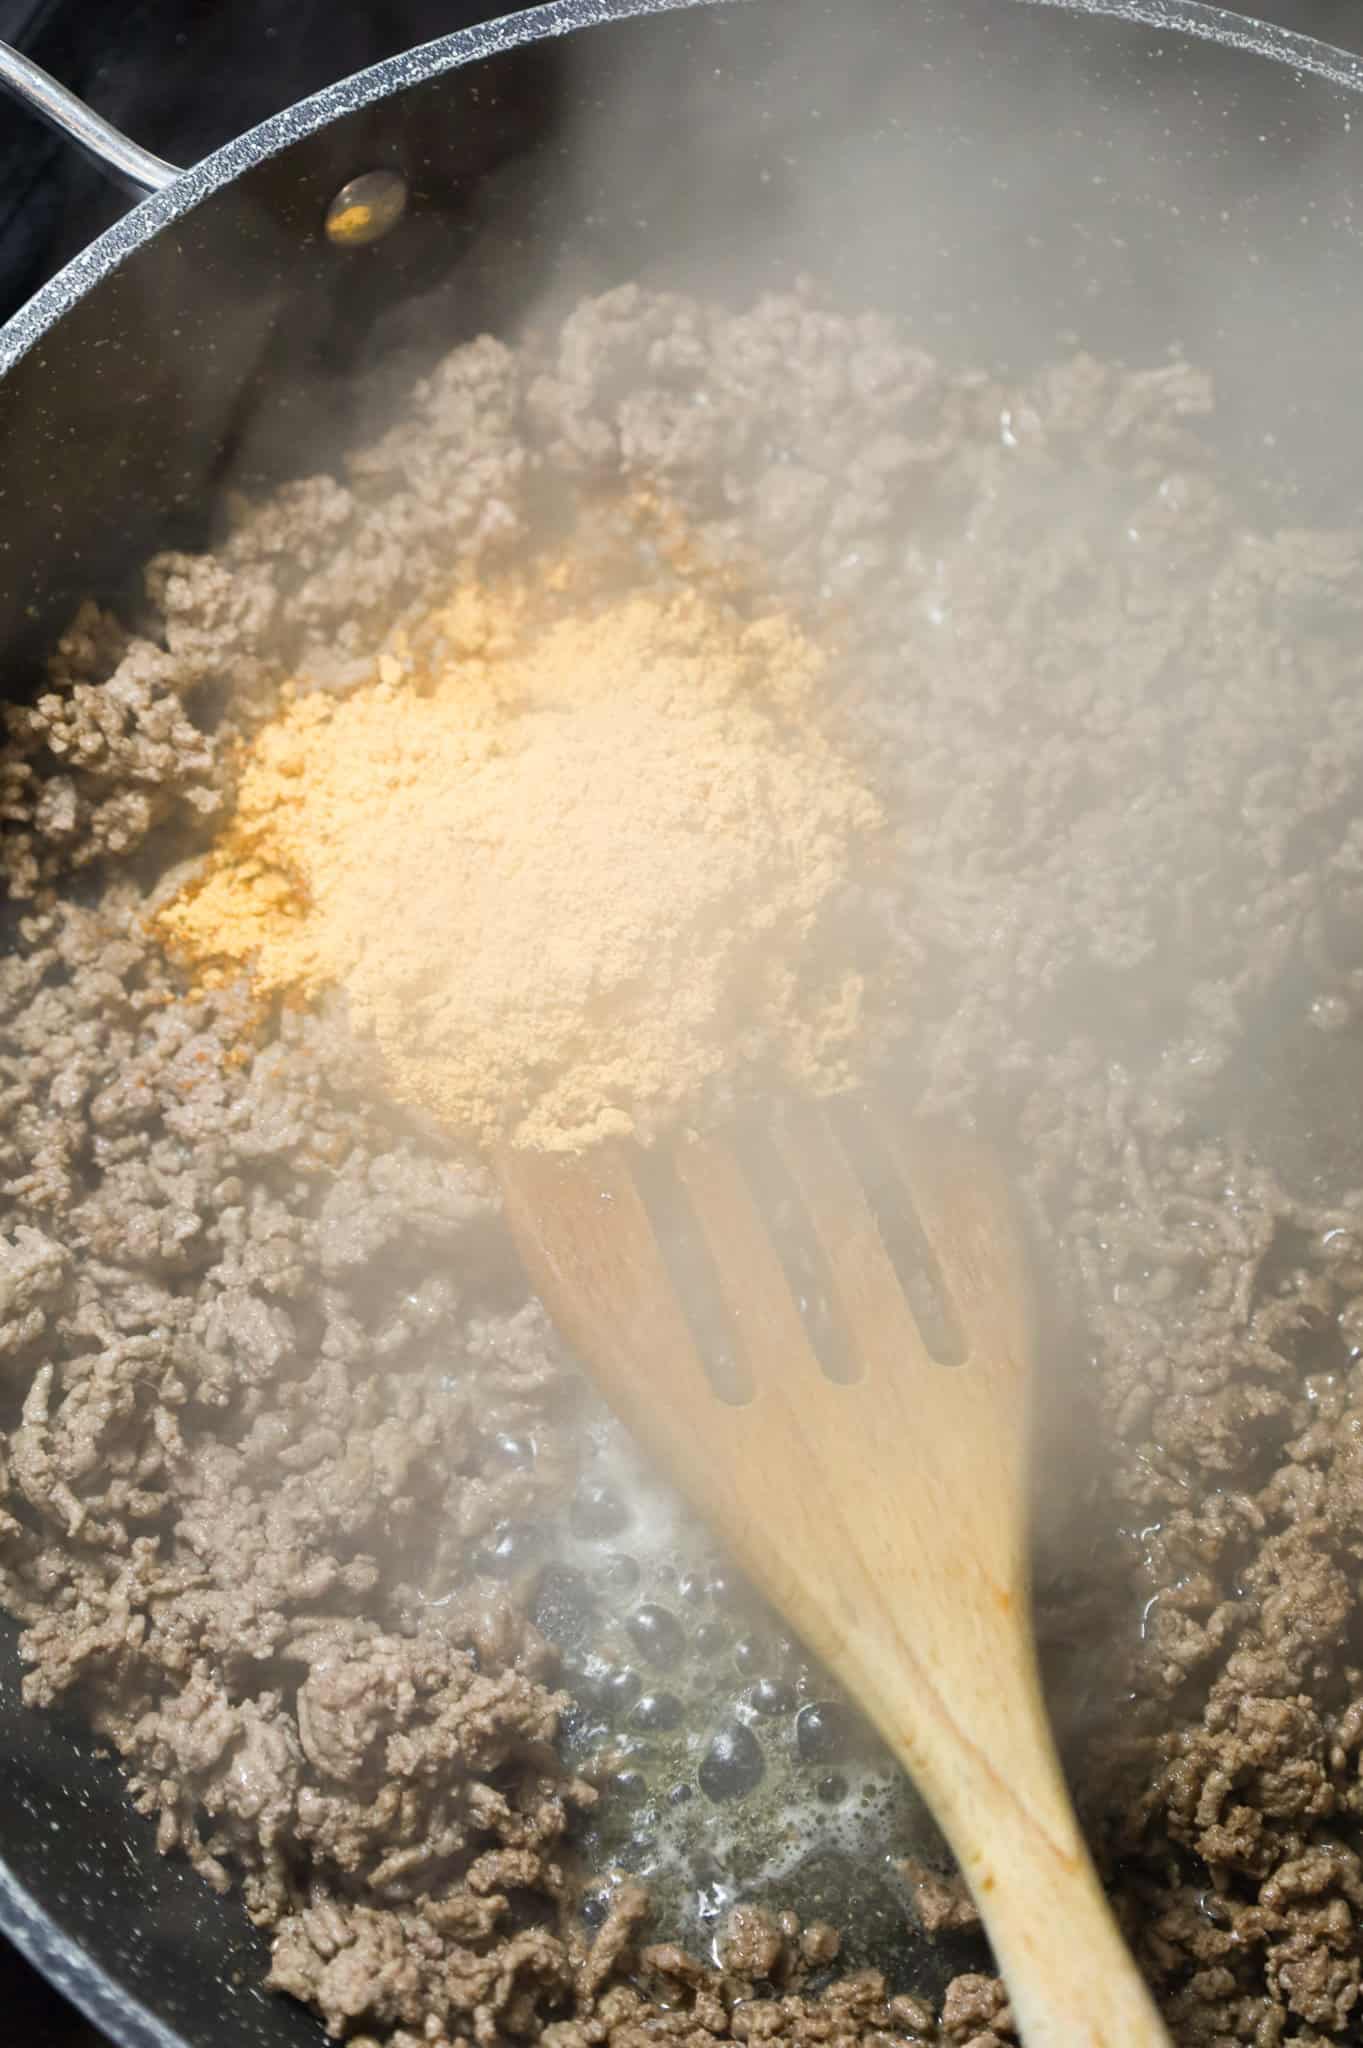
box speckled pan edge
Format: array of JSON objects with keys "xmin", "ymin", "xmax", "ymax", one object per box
[{"xmin": 7, "ymin": 0, "xmax": 1363, "ymax": 383}]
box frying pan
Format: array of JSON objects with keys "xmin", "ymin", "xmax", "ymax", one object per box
[{"xmin": 4, "ymin": 1, "xmax": 1363, "ymax": 2042}]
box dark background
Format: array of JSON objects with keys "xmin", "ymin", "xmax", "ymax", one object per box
[{"xmin": 1, "ymin": 0, "xmax": 1362, "ymax": 2039}]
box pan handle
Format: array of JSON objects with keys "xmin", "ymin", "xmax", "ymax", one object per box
[{"xmin": 0, "ymin": 40, "xmax": 181, "ymax": 196}]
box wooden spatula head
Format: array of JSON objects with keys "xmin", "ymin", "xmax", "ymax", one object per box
[
  {"xmin": 497, "ymin": 1100, "xmax": 1169, "ymax": 2048},
  {"xmin": 498, "ymin": 1103, "xmax": 1032, "ymax": 1690}
]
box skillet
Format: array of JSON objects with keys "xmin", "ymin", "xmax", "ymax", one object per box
[{"xmin": 5, "ymin": 3, "xmax": 1363, "ymax": 2041}]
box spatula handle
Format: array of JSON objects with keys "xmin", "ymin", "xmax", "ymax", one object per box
[
  {"xmin": 948, "ymin": 1785, "xmax": 1169, "ymax": 2047},
  {"xmin": 863, "ymin": 1636, "xmax": 1171, "ymax": 2048}
]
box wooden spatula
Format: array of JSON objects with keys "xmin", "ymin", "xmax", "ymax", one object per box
[{"xmin": 497, "ymin": 1102, "xmax": 1169, "ymax": 2048}]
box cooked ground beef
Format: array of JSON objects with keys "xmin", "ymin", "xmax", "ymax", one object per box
[{"xmin": 6, "ymin": 282, "xmax": 1363, "ymax": 2046}]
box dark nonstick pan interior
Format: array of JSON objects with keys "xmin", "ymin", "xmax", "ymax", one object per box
[{"xmin": 6, "ymin": 2, "xmax": 1363, "ymax": 2042}]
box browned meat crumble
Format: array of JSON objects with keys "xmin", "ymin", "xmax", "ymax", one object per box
[{"xmin": 6, "ymin": 282, "xmax": 1363, "ymax": 2046}]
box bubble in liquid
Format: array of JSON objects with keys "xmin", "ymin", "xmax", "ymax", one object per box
[
  {"xmin": 603, "ymin": 1666, "xmax": 643, "ymax": 1713},
  {"xmin": 474, "ymin": 1521, "xmax": 543, "ymax": 1576},
  {"xmin": 700, "ymin": 1723, "xmax": 765, "ymax": 1802},
  {"xmin": 628, "ymin": 1604, "xmax": 686, "ymax": 1667},
  {"xmin": 633, "ymin": 1690, "xmax": 685, "ymax": 1731},
  {"xmin": 796, "ymin": 1700, "xmax": 860, "ymax": 1765},
  {"xmin": 748, "ymin": 1677, "xmax": 796, "ymax": 1718}
]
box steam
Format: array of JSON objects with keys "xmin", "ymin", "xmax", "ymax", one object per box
[
  {"xmin": 11, "ymin": 8, "xmax": 1363, "ymax": 2036},
  {"xmin": 451, "ymin": 0, "xmax": 1363, "ymax": 1923},
  {"xmin": 168, "ymin": 0, "xmax": 1363, "ymax": 1980},
  {"xmin": 515, "ymin": 0, "xmax": 1363, "ymax": 503}
]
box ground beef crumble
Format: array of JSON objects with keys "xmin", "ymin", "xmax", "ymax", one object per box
[{"xmin": 7, "ymin": 282, "xmax": 1363, "ymax": 2045}]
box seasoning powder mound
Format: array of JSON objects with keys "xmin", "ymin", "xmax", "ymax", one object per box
[{"xmin": 156, "ymin": 576, "xmax": 881, "ymax": 1152}]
